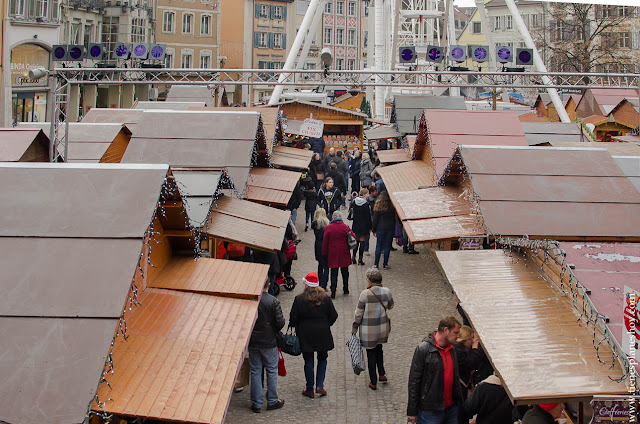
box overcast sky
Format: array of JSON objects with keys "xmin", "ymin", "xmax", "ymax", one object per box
[{"xmin": 454, "ymin": 0, "xmax": 639, "ymax": 7}]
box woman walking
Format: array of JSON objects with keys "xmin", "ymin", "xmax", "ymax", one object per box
[
  {"xmin": 359, "ymin": 153, "xmax": 375, "ymax": 189},
  {"xmin": 349, "ymin": 150, "xmax": 362, "ymax": 194},
  {"xmin": 372, "ymin": 191, "xmax": 396, "ymax": 269},
  {"xmin": 350, "ymin": 188, "xmax": 372, "ymax": 265},
  {"xmin": 303, "ymin": 177, "xmax": 318, "ymax": 232},
  {"xmin": 318, "ymin": 177, "xmax": 342, "ymax": 217},
  {"xmin": 310, "ymin": 152, "xmax": 325, "ymax": 191},
  {"xmin": 311, "ymin": 208, "xmax": 330, "ymax": 289},
  {"xmin": 322, "ymin": 210, "xmax": 355, "ymax": 299},
  {"xmin": 352, "ymin": 268, "xmax": 394, "ymax": 390},
  {"xmin": 290, "ymin": 272, "xmax": 339, "ymax": 399}
]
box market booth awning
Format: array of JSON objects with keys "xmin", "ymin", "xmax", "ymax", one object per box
[
  {"xmin": 0, "ymin": 128, "xmax": 49, "ymax": 162},
  {"xmin": 376, "ymin": 148, "xmax": 411, "ymax": 164},
  {"xmin": 364, "ymin": 125, "xmax": 403, "ymax": 141},
  {"xmin": 271, "ymin": 145, "xmax": 314, "ymax": 170},
  {"xmin": 246, "ymin": 166, "xmax": 301, "ymax": 206},
  {"xmin": 81, "ymin": 108, "xmax": 144, "ymax": 134},
  {"xmin": 375, "ymin": 160, "xmax": 437, "ymax": 194},
  {"xmin": 206, "ymin": 195, "xmax": 290, "ymax": 252},
  {"xmin": 434, "ymin": 249, "xmax": 628, "ymax": 404}
]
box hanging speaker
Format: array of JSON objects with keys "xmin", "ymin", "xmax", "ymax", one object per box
[
  {"xmin": 132, "ymin": 43, "xmax": 149, "ymax": 59},
  {"xmin": 496, "ymin": 46, "xmax": 513, "ymax": 63},
  {"xmin": 87, "ymin": 43, "xmax": 106, "ymax": 60},
  {"xmin": 470, "ymin": 45, "xmax": 489, "ymax": 63},
  {"xmin": 149, "ymin": 44, "xmax": 167, "ymax": 61},
  {"xmin": 52, "ymin": 45, "xmax": 68, "ymax": 61},
  {"xmin": 516, "ymin": 48, "xmax": 533, "ymax": 65},
  {"xmin": 449, "ymin": 45, "xmax": 467, "ymax": 63},
  {"xmin": 112, "ymin": 42, "xmax": 131, "ymax": 59},
  {"xmin": 399, "ymin": 46, "xmax": 417, "ymax": 64},
  {"xmin": 426, "ymin": 45, "xmax": 444, "ymax": 63}
]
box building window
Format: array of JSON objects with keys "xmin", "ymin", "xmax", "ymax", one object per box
[
  {"xmin": 132, "ymin": 18, "xmax": 146, "ymax": 43},
  {"xmin": 362, "ymin": 60, "xmax": 367, "ymax": 69},
  {"xmin": 70, "ymin": 22, "xmax": 81, "ymax": 43},
  {"xmin": 162, "ymin": 11, "xmax": 174, "ymax": 33},
  {"xmin": 347, "ymin": 28, "xmax": 356, "ymax": 46},
  {"xmin": 11, "ymin": 0, "xmax": 26, "ymax": 16},
  {"xmin": 273, "ymin": 5, "xmax": 283, "ymax": 19},
  {"xmin": 273, "ymin": 32, "xmax": 283, "ymax": 48},
  {"xmin": 259, "ymin": 4, "xmax": 269, "ymax": 18},
  {"xmin": 347, "ymin": 59, "xmax": 355, "ymax": 70},
  {"xmin": 101, "ymin": 16, "xmax": 119, "ymax": 55},
  {"xmin": 84, "ymin": 24, "xmax": 93, "ymax": 45},
  {"xmin": 619, "ymin": 32, "xmax": 631, "ymax": 48},
  {"xmin": 336, "ymin": 1, "xmax": 344, "ymax": 15},
  {"xmin": 35, "ymin": 0, "xmax": 48, "ymax": 18},
  {"xmin": 618, "ymin": 6, "xmax": 630, "ymax": 17},
  {"xmin": 183, "ymin": 13, "xmax": 193, "ymax": 34},
  {"xmin": 165, "ymin": 52, "xmax": 173, "ymax": 68},
  {"xmin": 258, "ymin": 32, "xmax": 268, "ymax": 47},
  {"xmin": 200, "ymin": 52, "xmax": 211, "ymax": 68},
  {"xmin": 181, "ymin": 51, "xmax": 193, "ymax": 68},
  {"xmin": 505, "ymin": 15, "xmax": 512, "ymax": 30},
  {"xmin": 336, "ymin": 28, "xmax": 344, "ymax": 44},
  {"xmin": 530, "ymin": 14, "xmax": 539, "ymax": 29},
  {"xmin": 347, "ymin": 1, "xmax": 355, "ymax": 16},
  {"xmin": 201, "ymin": 14, "xmax": 211, "ymax": 36},
  {"xmin": 324, "ymin": 1, "xmax": 332, "ymax": 14},
  {"xmin": 363, "ymin": 30, "xmax": 368, "ymax": 47},
  {"xmin": 472, "ymin": 21, "xmax": 481, "ymax": 34},
  {"xmin": 324, "ymin": 27, "xmax": 332, "ymax": 44},
  {"xmin": 493, "ymin": 16, "xmax": 501, "ymax": 30},
  {"xmin": 364, "ymin": 1, "xmax": 369, "ymax": 17},
  {"xmin": 9, "ymin": 0, "xmax": 59, "ymax": 19},
  {"xmin": 336, "ymin": 58, "xmax": 344, "ymax": 70}
]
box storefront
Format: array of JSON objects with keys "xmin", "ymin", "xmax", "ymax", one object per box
[{"xmin": 11, "ymin": 44, "xmax": 50, "ymax": 124}]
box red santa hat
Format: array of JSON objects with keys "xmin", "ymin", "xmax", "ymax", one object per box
[
  {"xmin": 539, "ymin": 403, "xmax": 558, "ymax": 412},
  {"xmin": 303, "ymin": 272, "xmax": 319, "ymax": 287}
]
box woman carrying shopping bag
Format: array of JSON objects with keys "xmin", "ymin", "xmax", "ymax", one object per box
[
  {"xmin": 290, "ymin": 272, "xmax": 339, "ymax": 399},
  {"xmin": 352, "ymin": 268, "xmax": 394, "ymax": 390}
]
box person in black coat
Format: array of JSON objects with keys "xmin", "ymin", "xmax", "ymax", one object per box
[
  {"xmin": 318, "ymin": 177, "xmax": 342, "ymax": 218},
  {"xmin": 522, "ymin": 404, "xmax": 566, "ymax": 424},
  {"xmin": 309, "ymin": 136, "xmax": 325, "ymax": 156},
  {"xmin": 349, "ymin": 150, "xmax": 362, "ymax": 194},
  {"xmin": 454, "ymin": 326, "xmax": 485, "ymax": 424},
  {"xmin": 310, "ymin": 153, "xmax": 325, "ymax": 191},
  {"xmin": 311, "ymin": 208, "xmax": 330, "ymax": 289},
  {"xmin": 371, "ymin": 191, "xmax": 396, "ymax": 269},
  {"xmin": 463, "ymin": 375, "xmax": 514, "ymax": 424},
  {"xmin": 349, "ymin": 187, "xmax": 372, "ymax": 265},
  {"xmin": 327, "ymin": 162, "xmax": 347, "ymax": 197},
  {"xmin": 303, "ymin": 176, "xmax": 318, "ymax": 232},
  {"xmin": 253, "ymin": 249, "xmax": 284, "ymax": 296},
  {"xmin": 287, "ymin": 180, "xmax": 304, "ymax": 225},
  {"xmin": 289, "ymin": 276, "xmax": 338, "ymax": 399}
]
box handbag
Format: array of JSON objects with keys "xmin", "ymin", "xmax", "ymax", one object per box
[
  {"xmin": 347, "ymin": 205, "xmax": 353, "ymax": 221},
  {"xmin": 278, "ymin": 349, "xmax": 287, "ymax": 376},
  {"xmin": 369, "ymin": 288, "xmax": 391, "ymax": 332},
  {"xmin": 347, "ymin": 226, "xmax": 357, "ymax": 250},
  {"xmin": 316, "ymin": 172, "xmax": 325, "ymax": 181},
  {"xmin": 346, "ymin": 334, "xmax": 366, "ymax": 375},
  {"xmin": 281, "ymin": 325, "xmax": 301, "ymax": 356}
]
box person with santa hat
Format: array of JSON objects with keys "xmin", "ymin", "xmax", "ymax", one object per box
[
  {"xmin": 522, "ymin": 403, "xmax": 566, "ymax": 424},
  {"xmin": 289, "ymin": 272, "xmax": 339, "ymax": 400}
]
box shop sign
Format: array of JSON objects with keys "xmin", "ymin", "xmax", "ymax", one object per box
[
  {"xmin": 299, "ymin": 118, "xmax": 324, "ymax": 138},
  {"xmin": 590, "ymin": 397, "xmax": 640, "ymax": 422},
  {"xmin": 458, "ymin": 236, "xmax": 484, "ymax": 250},
  {"xmin": 624, "ymin": 287, "xmax": 640, "ymax": 362},
  {"xmin": 11, "ymin": 44, "xmax": 50, "ymax": 87}
]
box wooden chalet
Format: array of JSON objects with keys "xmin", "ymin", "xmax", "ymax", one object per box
[
  {"xmin": 576, "ymin": 88, "xmax": 638, "ymax": 119},
  {"xmin": 0, "ymin": 128, "xmax": 49, "ymax": 162},
  {"xmin": 520, "ymin": 122, "xmax": 584, "ymax": 146},
  {"xmin": 81, "ymin": 108, "xmax": 144, "ymax": 134},
  {"xmin": 331, "ymin": 92, "xmax": 365, "ymax": 112},
  {"xmin": 391, "ymin": 95, "xmax": 466, "ymax": 135},
  {"xmin": 20, "ymin": 122, "xmax": 132, "ymax": 163}
]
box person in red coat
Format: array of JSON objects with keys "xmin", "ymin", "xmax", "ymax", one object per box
[{"xmin": 322, "ymin": 210, "xmax": 355, "ymax": 299}]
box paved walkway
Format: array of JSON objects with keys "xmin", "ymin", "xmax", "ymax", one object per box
[{"xmin": 226, "ymin": 205, "xmax": 459, "ymax": 424}]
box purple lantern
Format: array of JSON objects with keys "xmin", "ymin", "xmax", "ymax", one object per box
[
  {"xmin": 89, "ymin": 45, "xmax": 102, "ymax": 58},
  {"xmin": 54, "ymin": 46, "xmax": 66, "ymax": 60},
  {"xmin": 498, "ymin": 48, "xmax": 511, "ymax": 61},
  {"xmin": 473, "ymin": 47, "xmax": 487, "ymax": 60},
  {"xmin": 115, "ymin": 44, "xmax": 129, "ymax": 57},
  {"xmin": 428, "ymin": 48, "xmax": 442, "ymax": 61},
  {"xmin": 401, "ymin": 48, "xmax": 414, "ymax": 61},
  {"xmin": 451, "ymin": 47, "xmax": 464, "ymax": 60},
  {"xmin": 151, "ymin": 45, "xmax": 164, "ymax": 58},
  {"xmin": 134, "ymin": 44, "xmax": 147, "ymax": 56},
  {"xmin": 69, "ymin": 47, "xmax": 83, "ymax": 60}
]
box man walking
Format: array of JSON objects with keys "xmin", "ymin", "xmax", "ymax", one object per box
[
  {"xmin": 248, "ymin": 278, "xmax": 286, "ymax": 413},
  {"xmin": 407, "ymin": 316, "xmax": 463, "ymax": 424}
]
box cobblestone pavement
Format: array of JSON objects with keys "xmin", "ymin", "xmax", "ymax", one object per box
[{"xmin": 226, "ymin": 203, "xmax": 460, "ymax": 424}]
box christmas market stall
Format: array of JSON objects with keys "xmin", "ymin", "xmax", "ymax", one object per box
[
  {"xmin": 81, "ymin": 108, "xmax": 145, "ymax": 134},
  {"xmin": 390, "ymin": 95, "xmax": 466, "ymax": 135},
  {"xmin": 613, "ymin": 155, "xmax": 640, "ymax": 192},
  {"xmin": 520, "ymin": 122, "xmax": 584, "ymax": 146},
  {"xmin": 548, "ymin": 141, "xmax": 640, "ymax": 157},
  {"xmin": 166, "ymin": 85, "xmax": 216, "ymax": 106},
  {"xmin": 245, "ymin": 166, "xmax": 301, "ymax": 207},
  {"xmin": 20, "ymin": 122, "xmax": 132, "ymax": 163},
  {"xmin": 0, "ymin": 128, "xmax": 49, "ymax": 162}
]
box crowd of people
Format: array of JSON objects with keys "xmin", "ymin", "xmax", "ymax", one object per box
[{"xmin": 243, "ymin": 139, "xmax": 567, "ymax": 424}]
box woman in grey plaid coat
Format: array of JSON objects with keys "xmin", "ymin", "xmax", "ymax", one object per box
[{"xmin": 351, "ymin": 268, "xmax": 394, "ymax": 390}]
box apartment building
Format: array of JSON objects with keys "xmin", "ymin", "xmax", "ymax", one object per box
[{"xmin": 157, "ymin": 0, "xmax": 220, "ymax": 69}]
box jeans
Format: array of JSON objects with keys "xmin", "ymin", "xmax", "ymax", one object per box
[
  {"xmin": 249, "ymin": 347, "xmax": 279, "ymax": 408},
  {"xmin": 366, "ymin": 344, "xmax": 386, "ymax": 385},
  {"xmin": 290, "ymin": 209, "xmax": 298, "ymax": 225},
  {"xmin": 330, "ymin": 267, "xmax": 349, "ymax": 294},
  {"xmin": 305, "ymin": 210, "xmax": 314, "ymax": 226},
  {"xmin": 417, "ymin": 405, "xmax": 458, "ymax": 424},
  {"xmin": 374, "ymin": 230, "xmax": 394, "ymax": 267},
  {"xmin": 302, "ymin": 351, "xmax": 328, "ymax": 391},
  {"xmin": 317, "ymin": 256, "xmax": 329, "ymax": 289}
]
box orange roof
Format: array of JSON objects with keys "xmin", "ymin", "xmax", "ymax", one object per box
[
  {"xmin": 245, "ymin": 166, "xmax": 301, "ymax": 206},
  {"xmin": 583, "ymin": 114, "xmax": 608, "ymax": 125},
  {"xmin": 518, "ymin": 113, "xmax": 551, "ymax": 123}
]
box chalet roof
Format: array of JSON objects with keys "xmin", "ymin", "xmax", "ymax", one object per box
[
  {"xmin": 580, "ymin": 88, "xmax": 639, "ymax": 116},
  {"xmin": 548, "ymin": 141, "xmax": 640, "ymax": 157},
  {"xmin": 0, "ymin": 128, "xmax": 49, "ymax": 162},
  {"xmin": 521, "ymin": 122, "xmax": 583, "ymax": 145},
  {"xmin": 245, "ymin": 166, "xmax": 301, "ymax": 206},
  {"xmin": 172, "ymin": 169, "xmax": 228, "ymax": 226},
  {"xmin": 135, "ymin": 101, "xmax": 207, "ymax": 110},
  {"xmin": 0, "ymin": 162, "xmax": 170, "ymax": 424},
  {"xmin": 166, "ymin": 85, "xmax": 216, "ymax": 106},
  {"xmin": 375, "ymin": 160, "xmax": 436, "ymax": 194},
  {"xmin": 264, "ymin": 99, "xmax": 368, "ymax": 118},
  {"xmin": 392, "ymin": 95, "xmax": 467, "ymax": 134},
  {"xmin": 271, "ymin": 145, "xmax": 314, "ymax": 170},
  {"xmin": 81, "ymin": 108, "xmax": 144, "ymax": 133},
  {"xmin": 121, "ymin": 110, "xmax": 268, "ymax": 194},
  {"xmin": 364, "ymin": 125, "xmax": 404, "ymax": 140},
  {"xmin": 613, "ymin": 155, "xmax": 640, "ymax": 193},
  {"xmin": 518, "ymin": 112, "xmax": 551, "ymax": 123}
]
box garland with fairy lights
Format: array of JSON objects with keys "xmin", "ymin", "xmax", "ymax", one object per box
[{"xmin": 496, "ymin": 236, "xmax": 639, "ymax": 389}]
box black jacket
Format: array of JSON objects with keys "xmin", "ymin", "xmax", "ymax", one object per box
[
  {"xmin": 350, "ymin": 197, "xmax": 372, "ymax": 236},
  {"xmin": 349, "ymin": 156, "xmax": 361, "ymax": 179},
  {"xmin": 327, "ymin": 169, "xmax": 347, "ymax": 195},
  {"xmin": 253, "ymin": 250, "xmax": 282, "ymax": 275},
  {"xmin": 287, "ymin": 181, "xmax": 303, "ymax": 210},
  {"xmin": 464, "ymin": 376, "xmax": 514, "ymax": 424},
  {"xmin": 522, "ymin": 406, "xmax": 556, "ymax": 424},
  {"xmin": 407, "ymin": 333, "xmax": 463, "ymax": 416},
  {"xmin": 318, "ymin": 186, "xmax": 342, "ymax": 217},
  {"xmin": 372, "ymin": 207, "xmax": 396, "ymax": 233},
  {"xmin": 311, "ymin": 220, "xmax": 325, "ymax": 261},
  {"xmin": 309, "ymin": 137, "xmax": 325, "ymax": 155},
  {"xmin": 310, "ymin": 158, "xmax": 325, "ymax": 182},
  {"xmin": 249, "ymin": 292, "xmax": 285, "ymax": 349},
  {"xmin": 303, "ymin": 186, "xmax": 318, "ymax": 212},
  {"xmin": 289, "ymin": 293, "xmax": 338, "ymax": 352},
  {"xmin": 322, "ymin": 153, "xmax": 335, "ymax": 171},
  {"xmin": 454, "ymin": 343, "xmax": 484, "ymax": 387},
  {"xmin": 332, "ymin": 156, "xmax": 348, "ymax": 174}
]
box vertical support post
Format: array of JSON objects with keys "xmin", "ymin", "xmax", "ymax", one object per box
[
  {"xmin": 50, "ymin": 73, "xmax": 70, "ymax": 162},
  {"xmin": 68, "ymin": 84, "xmax": 80, "ymax": 122},
  {"xmin": 108, "ymin": 85, "xmax": 121, "ymax": 108},
  {"xmin": 122, "ymin": 85, "xmax": 135, "ymax": 108},
  {"xmin": 136, "ymin": 84, "xmax": 150, "ymax": 101},
  {"xmin": 374, "ymin": 0, "xmax": 386, "ymax": 119},
  {"xmin": 577, "ymin": 401, "xmax": 584, "ymax": 424},
  {"xmin": 295, "ymin": 0, "xmax": 327, "ymax": 71},
  {"xmin": 83, "ymin": 85, "xmax": 97, "ymax": 116}
]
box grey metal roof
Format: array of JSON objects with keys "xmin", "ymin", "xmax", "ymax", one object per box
[
  {"xmin": 613, "ymin": 156, "xmax": 640, "ymax": 193},
  {"xmin": 521, "ymin": 122, "xmax": 583, "ymax": 145},
  {"xmin": 392, "ymin": 95, "xmax": 466, "ymax": 134},
  {"xmin": 173, "ymin": 170, "xmax": 223, "ymax": 226},
  {"xmin": 0, "ymin": 128, "xmax": 49, "ymax": 161},
  {"xmin": 166, "ymin": 85, "xmax": 216, "ymax": 107},
  {"xmin": 364, "ymin": 125, "xmax": 403, "ymax": 140},
  {"xmin": 135, "ymin": 101, "xmax": 207, "ymax": 110}
]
